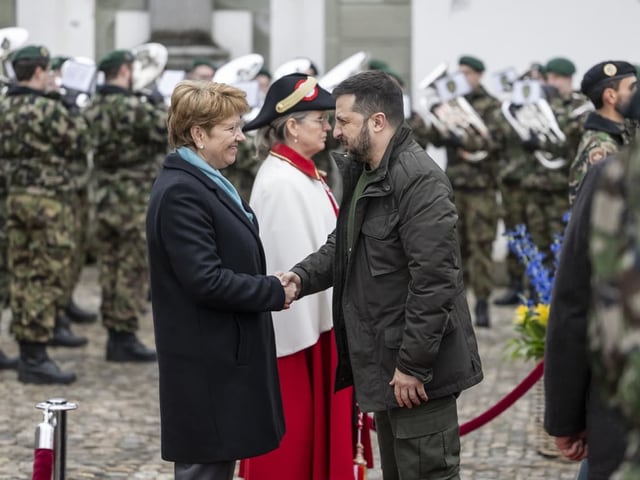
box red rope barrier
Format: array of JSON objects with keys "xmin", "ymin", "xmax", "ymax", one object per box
[
  {"xmin": 459, "ymin": 359, "xmax": 544, "ymax": 436},
  {"xmin": 32, "ymin": 448, "xmax": 53, "ymax": 480}
]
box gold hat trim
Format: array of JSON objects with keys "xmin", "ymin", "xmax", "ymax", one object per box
[{"xmin": 275, "ymin": 77, "xmax": 318, "ymax": 113}]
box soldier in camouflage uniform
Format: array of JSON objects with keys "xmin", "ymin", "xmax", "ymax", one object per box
[
  {"xmin": 0, "ymin": 45, "xmax": 91, "ymax": 384},
  {"xmin": 570, "ymin": 61, "xmax": 638, "ymax": 205},
  {"xmin": 0, "ymin": 79, "xmax": 18, "ymax": 371},
  {"xmin": 516, "ymin": 58, "xmax": 591, "ymax": 274},
  {"xmin": 83, "ymin": 49, "xmax": 167, "ymax": 362},
  {"xmin": 424, "ymin": 55, "xmax": 502, "ymax": 327},
  {"xmin": 589, "ymin": 140, "xmax": 640, "ymax": 479}
]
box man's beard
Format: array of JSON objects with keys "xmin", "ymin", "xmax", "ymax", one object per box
[
  {"xmin": 615, "ymin": 95, "xmax": 632, "ymax": 117},
  {"xmin": 345, "ymin": 123, "xmax": 371, "ymax": 163}
]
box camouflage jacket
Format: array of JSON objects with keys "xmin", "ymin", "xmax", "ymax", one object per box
[
  {"xmin": 0, "ymin": 85, "xmax": 90, "ymax": 196},
  {"xmin": 589, "ymin": 141, "xmax": 640, "ymax": 478},
  {"xmin": 83, "ymin": 85, "xmax": 167, "ymax": 187},
  {"xmin": 425, "ymin": 85, "xmax": 502, "ymax": 189},
  {"xmin": 569, "ymin": 112, "xmax": 635, "ymax": 204}
]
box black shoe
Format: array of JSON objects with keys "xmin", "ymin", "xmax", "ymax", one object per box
[
  {"xmin": 66, "ymin": 300, "xmax": 97, "ymax": 323},
  {"xmin": 0, "ymin": 349, "xmax": 18, "ymax": 370},
  {"xmin": 48, "ymin": 315, "xmax": 88, "ymax": 348},
  {"xmin": 17, "ymin": 342, "xmax": 76, "ymax": 384},
  {"xmin": 106, "ymin": 331, "xmax": 157, "ymax": 362},
  {"xmin": 475, "ymin": 299, "xmax": 491, "ymax": 328}
]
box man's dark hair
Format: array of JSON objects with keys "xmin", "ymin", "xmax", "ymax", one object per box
[
  {"xmin": 333, "ymin": 70, "xmax": 404, "ymax": 128},
  {"xmin": 13, "ymin": 59, "xmax": 48, "ymax": 82},
  {"xmin": 103, "ymin": 62, "xmax": 132, "ymax": 82},
  {"xmin": 589, "ymin": 78, "xmax": 622, "ymax": 109}
]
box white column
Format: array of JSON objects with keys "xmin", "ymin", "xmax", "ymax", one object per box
[
  {"xmin": 16, "ymin": 0, "xmax": 95, "ymax": 59},
  {"xmin": 270, "ymin": 0, "xmax": 325, "ymax": 74}
]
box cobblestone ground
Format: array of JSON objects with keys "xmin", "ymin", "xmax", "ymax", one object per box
[{"xmin": 0, "ymin": 267, "xmax": 580, "ymax": 479}]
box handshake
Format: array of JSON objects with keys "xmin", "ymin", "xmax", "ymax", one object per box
[{"xmin": 274, "ymin": 272, "xmax": 301, "ymax": 309}]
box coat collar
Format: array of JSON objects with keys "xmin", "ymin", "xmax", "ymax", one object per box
[
  {"xmin": 584, "ymin": 111, "xmax": 625, "ymax": 137},
  {"xmin": 163, "ymin": 152, "xmax": 259, "ymax": 234}
]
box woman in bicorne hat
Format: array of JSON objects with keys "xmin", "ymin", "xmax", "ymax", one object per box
[{"xmin": 239, "ymin": 73, "xmax": 371, "ymax": 480}]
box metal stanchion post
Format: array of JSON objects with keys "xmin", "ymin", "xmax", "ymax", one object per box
[{"xmin": 35, "ymin": 398, "xmax": 78, "ymax": 480}]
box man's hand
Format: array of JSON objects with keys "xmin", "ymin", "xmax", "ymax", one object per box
[
  {"xmin": 389, "ymin": 368, "xmax": 429, "ymax": 408},
  {"xmin": 275, "ymin": 271, "xmax": 301, "ymax": 309},
  {"xmin": 555, "ymin": 432, "xmax": 588, "ymax": 461}
]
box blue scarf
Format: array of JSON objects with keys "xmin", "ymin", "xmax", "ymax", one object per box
[{"xmin": 177, "ymin": 146, "xmax": 254, "ymax": 222}]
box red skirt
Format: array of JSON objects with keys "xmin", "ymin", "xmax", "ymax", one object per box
[{"xmin": 239, "ymin": 329, "xmax": 373, "ymax": 480}]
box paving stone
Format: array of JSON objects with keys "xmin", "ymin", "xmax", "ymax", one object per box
[{"xmin": 0, "ymin": 268, "xmax": 581, "ymax": 479}]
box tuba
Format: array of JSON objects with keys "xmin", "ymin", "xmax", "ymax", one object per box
[
  {"xmin": 213, "ymin": 53, "xmax": 264, "ymax": 121},
  {"xmin": 318, "ymin": 51, "xmax": 369, "ymax": 93},
  {"xmin": 501, "ymin": 79, "xmax": 568, "ymax": 170},
  {"xmin": 130, "ymin": 42, "xmax": 168, "ymax": 101},
  {"xmin": 418, "ymin": 64, "xmax": 490, "ymax": 162},
  {"xmin": 273, "ymin": 57, "xmax": 315, "ymax": 82}
]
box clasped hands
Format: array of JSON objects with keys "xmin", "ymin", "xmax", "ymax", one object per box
[{"xmin": 274, "ymin": 271, "xmax": 301, "ymax": 309}]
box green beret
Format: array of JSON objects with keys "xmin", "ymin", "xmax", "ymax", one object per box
[
  {"xmin": 368, "ymin": 59, "xmax": 390, "ymax": 71},
  {"xmin": 98, "ymin": 49, "xmax": 135, "ymax": 72},
  {"xmin": 11, "ymin": 45, "xmax": 50, "ymax": 65},
  {"xmin": 581, "ymin": 60, "xmax": 637, "ymax": 97},
  {"xmin": 50, "ymin": 56, "xmax": 70, "ymax": 71},
  {"xmin": 191, "ymin": 57, "xmax": 214, "ymax": 70},
  {"xmin": 545, "ymin": 57, "xmax": 576, "ymax": 77},
  {"xmin": 459, "ymin": 55, "xmax": 485, "ymax": 73}
]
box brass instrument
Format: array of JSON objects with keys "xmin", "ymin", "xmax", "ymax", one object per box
[
  {"xmin": 418, "ymin": 64, "xmax": 490, "ymax": 162},
  {"xmin": 318, "ymin": 51, "xmax": 369, "ymax": 93},
  {"xmin": 213, "ymin": 53, "xmax": 265, "ymax": 121},
  {"xmin": 130, "ymin": 42, "xmax": 169, "ymax": 101},
  {"xmin": 501, "ymin": 79, "xmax": 568, "ymax": 170}
]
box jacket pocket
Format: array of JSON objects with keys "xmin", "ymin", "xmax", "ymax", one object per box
[
  {"xmin": 234, "ymin": 317, "xmax": 249, "ymax": 366},
  {"xmin": 361, "ymin": 213, "xmax": 405, "ymax": 276}
]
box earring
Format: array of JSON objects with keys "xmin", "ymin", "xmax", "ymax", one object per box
[
  {"xmin": 199, "ymin": 145, "xmax": 204, "ymax": 149},
  {"xmin": 293, "ymin": 137, "xmax": 298, "ymax": 143}
]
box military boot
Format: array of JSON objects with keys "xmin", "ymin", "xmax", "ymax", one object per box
[
  {"xmin": 48, "ymin": 314, "xmax": 88, "ymax": 348},
  {"xmin": 17, "ymin": 342, "xmax": 76, "ymax": 384},
  {"xmin": 475, "ymin": 299, "xmax": 491, "ymax": 328},
  {"xmin": 106, "ymin": 330, "xmax": 157, "ymax": 363},
  {"xmin": 493, "ymin": 278, "xmax": 523, "ymax": 306},
  {"xmin": 66, "ymin": 300, "xmax": 97, "ymax": 324},
  {"xmin": 0, "ymin": 349, "xmax": 18, "ymax": 370}
]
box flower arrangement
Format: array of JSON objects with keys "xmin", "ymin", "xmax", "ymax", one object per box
[{"xmin": 505, "ymin": 221, "xmax": 565, "ymax": 362}]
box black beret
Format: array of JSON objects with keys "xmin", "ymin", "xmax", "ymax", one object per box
[
  {"xmin": 580, "ymin": 60, "xmax": 637, "ymax": 96},
  {"xmin": 243, "ymin": 73, "xmax": 335, "ymax": 131},
  {"xmin": 459, "ymin": 55, "xmax": 485, "ymax": 73},
  {"xmin": 98, "ymin": 49, "xmax": 135, "ymax": 72}
]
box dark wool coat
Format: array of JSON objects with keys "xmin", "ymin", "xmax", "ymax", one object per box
[
  {"xmin": 545, "ymin": 159, "xmax": 627, "ymax": 479},
  {"xmin": 146, "ymin": 153, "xmax": 285, "ymax": 463}
]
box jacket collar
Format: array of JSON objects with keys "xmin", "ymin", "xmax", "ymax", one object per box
[
  {"xmin": 584, "ymin": 111, "xmax": 625, "ymax": 137},
  {"xmin": 163, "ymin": 152, "xmax": 259, "ymax": 233},
  {"xmin": 333, "ymin": 125, "xmax": 413, "ymax": 200},
  {"xmin": 6, "ymin": 85, "xmax": 47, "ymax": 98},
  {"xmin": 96, "ymin": 84, "xmax": 132, "ymax": 96},
  {"xmin": 270, "ymin": 143, "xmax": 321, "ymax": 180}
]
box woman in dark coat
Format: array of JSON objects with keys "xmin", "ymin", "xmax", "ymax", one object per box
[{"xmin": 146, "ymin": 80, "xmax": 297, "ymax": 480}]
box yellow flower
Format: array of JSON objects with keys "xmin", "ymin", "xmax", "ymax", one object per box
[
  {"xmin": 514, "ymin": 304, "xmax": 530, "ymax": 325},
  {"xmin": 534, "ymin": 304, "xmax": 550, "ymax": 327}
]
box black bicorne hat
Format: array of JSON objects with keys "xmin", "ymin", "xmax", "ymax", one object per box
[{"xmin": 243, "ymin": 73, "xmax": 335, "ymax": 131}]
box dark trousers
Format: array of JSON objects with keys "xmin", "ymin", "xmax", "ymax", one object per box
[
  {"xmin": 174, "ymin": 461, "xmax": 235, "ymax": 480},
  {"xmin": 374, "ymin": 395, "xmax": 460, "ymax": 480}
]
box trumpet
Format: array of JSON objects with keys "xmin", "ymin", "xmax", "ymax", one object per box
[
  {"xmin": 501, "ymin": 79, "xmax": 568, "ymax": 170},
  {"xmin": 418, "ymin": 64, "xmax": 490, "ymax": 162}
]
